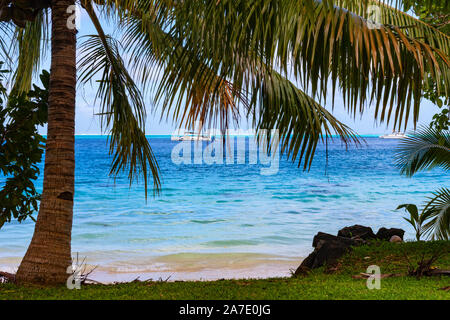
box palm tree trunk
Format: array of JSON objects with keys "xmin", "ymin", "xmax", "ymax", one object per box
[{"xmin": 16, "ymin": 0, "xmax": 76, "ymax": 285}]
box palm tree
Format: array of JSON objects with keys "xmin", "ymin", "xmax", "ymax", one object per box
[
  {"xmin": 1, "ymin": 0, "xmax": 160, "ymax": 285},
  {"xmin": 396, "ymin": 127, "xmax": 450, "ymax": 240},
  {"xmin": 2, "ymin": 0, "xmax": 79, "ymax": 285},
  {"xmin": 0, "ymin": 0, "xmax": 449, "ymax": 285}
]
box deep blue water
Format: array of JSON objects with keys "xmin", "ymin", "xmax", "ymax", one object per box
[{"xmin": 0, "ymin": 136, "xmax": 447, "ymax": 279}]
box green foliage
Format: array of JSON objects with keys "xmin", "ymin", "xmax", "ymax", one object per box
[
  {"xmin": 0, "ymin": 64, "xmax": 48, "ymax": 228},
  {"xmin": 395, "ymin": 127, "xmax": 450, "ymax": 240},
  {"xmin": 404, "ymin": 0, "xmax": 450, "ymax": 35},
  {"xmin": 430, "ymin": 108, "xmax": 449, "ymax": 131},
  {"xmin": 397, "ymin": 204, "xmax": 430, "ymax": 241},
  {"xmin": 336, "ymin": 240, "xmax": 450, "ymax": 275},
  {"xmin": 78, "ymin": 33, "xmax": 160, "ymax": 196},
  {"xmin": 404, "ymin": 0, "xmax": 450, "ymax": 130},
  {"xmin": 422, "ymin": 188, "xmax": 450, "ymax": 241},
  {"xmin": 396, "ymin": 126, "xmax": 450, "ymax": 175},
  {"xmin": 2, "ymin": 2, "xmax": 162, "ymax": 197},
  {"xmin": 110, "ymin": 0, "xmax": 450, "ymax": 175}
]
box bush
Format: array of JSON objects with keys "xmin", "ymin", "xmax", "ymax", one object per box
[{"xmin": 0, "ymin": 63, "xmax": 48, "ymax": 228}]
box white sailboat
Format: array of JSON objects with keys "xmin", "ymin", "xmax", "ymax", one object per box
[
  {"xmin": 171, "ymin": 131, "xmax": 212, "ymax": 141},
  {"xmin": 379, "ymin": 131, "xmax": 408, "ymax": 139}
]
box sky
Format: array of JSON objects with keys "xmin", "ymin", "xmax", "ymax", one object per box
[{"xmin": 39, "ymin": 6, "xmax": 441, "ymax": 136}]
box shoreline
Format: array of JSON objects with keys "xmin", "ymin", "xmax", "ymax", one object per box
[
  {"xmin": 2, "ymin": 241, "xmax": 449, "ymax": 300},
  {"xmin": 89, "ymin": 263, "xmax": 298, "ymax": 284},
  {"xmin": 0, "ymin": 252, "xmax": 301, "ymax": 284}
]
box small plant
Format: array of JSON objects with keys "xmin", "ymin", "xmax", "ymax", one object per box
[
  {"xmin": 401, "ymin": 247, "xmax": 448, "ymax": 279},
  {"xmin": 397, "ymin": 204, "xmax": 430, "ymax": 241}
]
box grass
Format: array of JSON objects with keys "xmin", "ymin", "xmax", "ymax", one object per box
[{"xmin": 0, "ymin": 241, "xmax": 449, "ymax": 300}]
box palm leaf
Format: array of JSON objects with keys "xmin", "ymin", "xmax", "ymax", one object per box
[
  {"xmin": 11, "ymin": 9, "xmax": 49, "ymax": 93},
  {"xmin": 335, "ymin": 0, "xmax": 450, "ymax": 97},
  {"xmin": 0, "ymin": 17, "xmax": 21, "ymax": 73},
  {"xmin": 251, "ymin": 69, "xmax": 360, "ymax": 169},
  {"xmin": 121, "ymin": 14, "xmax": 243, "ymax": 133},
  {"xmin": 115, "ymin": 1, "xmax": 360, "ymax": 169},
  {"xmin": 0, "ymin": 21, "xmax": 14, "ymax": 64},
  {"xmin": 395, "ymin": 126, "xmax": 450, "ymax": 176},
  {"xmin": 164, "ymin": 1, "xmax": 448, "ymax": 131},
  {"xmin": 102, "ymin": 0, "xmax": 449, "ymax": 169},
  {"xmin": 336, "ymin": 0, "xmax": 450, "ymax": 53},
  {"xmin": 78, "ymin": 32, "xmax": 160, "ymax": 197},
  {"xmin": 80, "ymin": 1, "xmax": 162, "ymax": 196},
  {"xmin": 422, "ymin": 188, "xmax": 450, "ymax": 240}
]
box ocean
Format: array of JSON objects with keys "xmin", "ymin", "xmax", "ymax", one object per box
[{"xmin": 0, "ymin": 136, "xmax": 447, "ymax": 282}]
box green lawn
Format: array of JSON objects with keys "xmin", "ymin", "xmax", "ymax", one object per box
[{"xmin": 1, "ymin": 241, "xmax": 449, "ymax": 300}]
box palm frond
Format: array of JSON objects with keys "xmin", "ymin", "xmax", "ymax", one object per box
[
  {"xmin": 167, "ymin": 1, "xmax": 449, "ymax": 130},
  {"xmin": 119, "ymin": 5, "xmax": 243, "ymax": 133},
  {"xmin": 288, "ymin": 1, "xmax": 448, "ymax": 129},
  {"xmin": 96, "ymin": 0, "xmax": 450, "ymax": 171},
  {"xmin": 0, "ymin": 22, "xmax": 11, "ymax": 62},
  {"xmin": 11, "ymin": 9, "xmax": 49, "ymax": 93},
  {"xmin": 422, "ymin": 188, "xmax": 450, "ymax": 240},
  {"xmin": 336, "ymin": 0, "xmax": 450, "ymax": 52},
  {"xmin": 252, "ymin": 69, "xmax": 360, "ymax": 170},
  {"xmin": 90, "ymin": 0, "xmax": 241, "ymax": 164},
  {"xmin": 0, "ymin": 20, "xmax": 16, "ymax": 68},
  {"xmin": 95, "ymin": 0, "xmax": 170, "ymax": 25},
  {"xmin": 336, "ymin": 0, "xmax": 450, "ymax": 97},
  {"xmin": 78, "ymin": 33, "xmax": 160, "ymax": 196},
  {"xmin": 116, "ymin": 1, "xmax": 360, "ymax": 169},
  {"xmin": 108, "ymin": 0, "xmax": 449, "ymax": 168},
  {"xmin": 395, "ymin": 126, "xmax": 450, "ymax": 176},
  {"xmin": 80, "ymin": 1, "xmax": 162, "ymax": 196}
]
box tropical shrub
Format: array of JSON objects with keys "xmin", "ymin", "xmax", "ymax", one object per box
[
  {"xmin": 397, "ymin": 204, "xmax": 430, "ymax": 241},
  {"xmin": 0, "ymin": 63, "xmax": 48, "ymax": 228}
]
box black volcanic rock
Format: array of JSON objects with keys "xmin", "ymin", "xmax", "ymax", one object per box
[
  {"xmin": 311, "ymin": 240, "xmax": 353, "ymax": 268},
  {"xmin": 296, "ymin": 250, "xmax": 317, "ymax": 270},
  {"xmin": 295, "ymin": 232, "xmax": 365, "ymax": 275},
  {"xmin": 376, "ymin": 227, "xmax": 405, "ymax": 241},
  {"xmin": 312, "ymin": 232, "xmax": 364, "ymax": 248},
  {"xmin": 295, "ymin": 225, "xmax": 406, "ymax": 275},
  {"xmin": 337, "ymin": 225, "xmax": 376, "ymax": 240}
]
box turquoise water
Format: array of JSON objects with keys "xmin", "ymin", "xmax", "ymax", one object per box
[{"xmin": 0, "ymin": 136, "xmax": 447, "ymax": 280}]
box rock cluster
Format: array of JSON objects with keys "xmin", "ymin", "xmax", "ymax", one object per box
[{"xmin": 294, "ymin": 225, "xmax": 405, "ymax": 275}]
